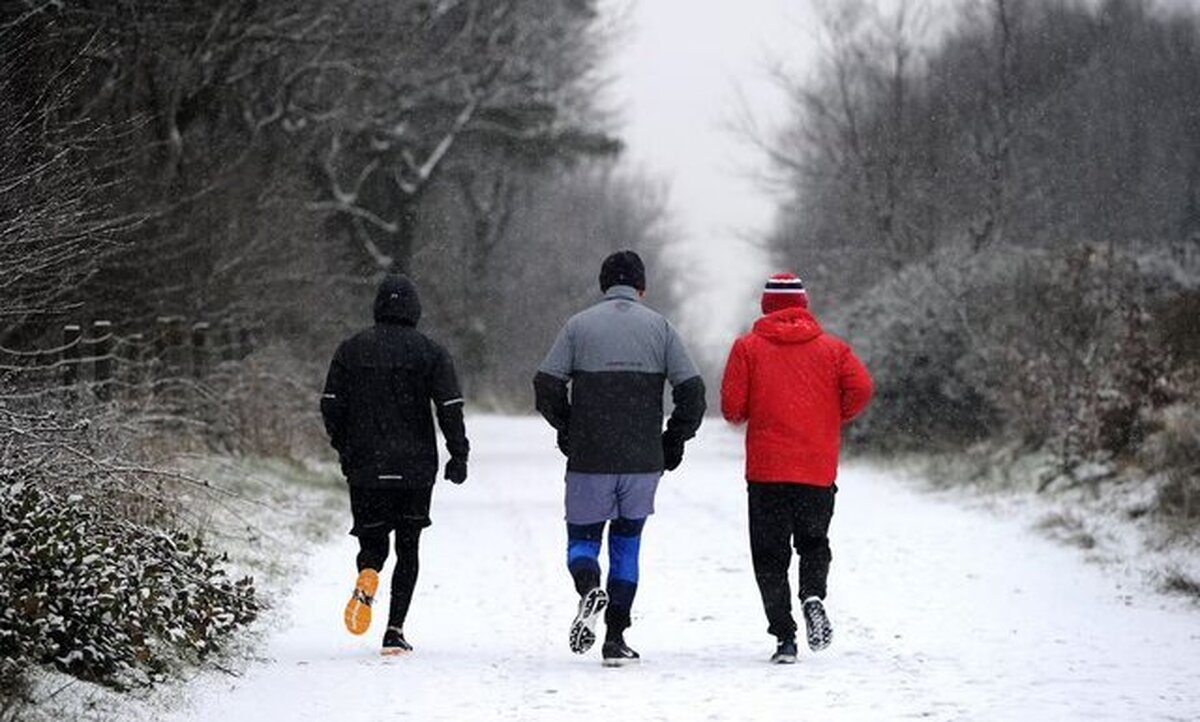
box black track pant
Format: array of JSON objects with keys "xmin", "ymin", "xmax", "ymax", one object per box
[
  {"xmin": 747, "ymin": 482, "xmax": 835, "ymax": 640},
  {"xmin": 356, "ymin": 526, "xmax": 422, "ymax": 630}
]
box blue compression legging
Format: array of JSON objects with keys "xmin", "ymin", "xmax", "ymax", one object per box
[{"xmin": 566, "ymin": 517, "xmax": 646, "ymax": 638}]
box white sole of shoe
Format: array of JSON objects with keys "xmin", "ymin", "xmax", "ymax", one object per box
[
  {"xmin": 806, "ymin": 626, "xmax": 832, "ymax": 652},
  {"xmin": 569, "ymin": 587, "xmax": 609, "ymax": 654},
  {"xmin": 806, "ymin": 618, "xmax": 833, "ymax": 652},
  {"xmin": 380, "ymin": 647, "xmax": 412, "ymax": 657},
  {"xmin": 601, "ymin": 656, "xmax": 640, "ymax": 668},
  {"xmin": 804, "ymin": 600, "xmax": 833, "ymax": 652}
]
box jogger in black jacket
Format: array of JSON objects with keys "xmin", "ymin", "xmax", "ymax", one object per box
[{"xmin": 321, "ymin": 274, "xmax": 469, "ymax": 655}]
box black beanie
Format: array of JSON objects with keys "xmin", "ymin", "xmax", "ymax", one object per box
[{"xmin": 599, "ymin": 250, "xmax": 646, "ymax": 292}]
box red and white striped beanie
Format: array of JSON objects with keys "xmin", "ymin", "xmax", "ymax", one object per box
[{"xmin": 761, "ymin": 272, "xmax": 808, "ymax": 314}]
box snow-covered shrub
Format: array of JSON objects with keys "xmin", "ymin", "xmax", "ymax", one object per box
[
  {"xmin": 957, "ymin": 243, "xmax": 1170, "ymax": 471},
  {"xmin": 0, "ymin": 326, "xmax": 328, "ymax": 715},
  {"xmin": 832, "ymin": 242, "xmax": 1177, "ymax": 469},
  {"xmin": 1142, "ymin": 405, "xmax": 1200, "ymax": 522},
  {"xmin": 0, "ymin": 398, "xmax": 261, "ymax": 706},
  {"xmin": 0, "ymin": 477, "xmax": 258, "ymax": 695},
  {"xmin": 1146, "ymin": 292, "xmax": 1200, "ymax": 521},
  {"xmin": 141, "ymin": 342, "xmax": 327, "ymax": 460},
  {"xmin": 830, "ymin": 244, "xmax": 1015, "ymax": 449},
  {"xmin": 217, "ymin": 344, "xmax": 327, "ymax": 458},
  {"xmin": 1155, "ymin": 291, "xmax": 1200, "ymax": 364}
]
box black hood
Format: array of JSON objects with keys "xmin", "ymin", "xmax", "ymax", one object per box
[{"xmin": 373, "ymin": 274, "xmax": 422, "ymax": 326}]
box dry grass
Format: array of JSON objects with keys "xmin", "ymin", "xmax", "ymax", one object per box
[
  {"xmin": 1161, "ymin": 570, "xmax": 1200, "ymax": 602},
  {"xmin": 1034, "ymin": 512, "xmax": 1099, "ymax": 551}
]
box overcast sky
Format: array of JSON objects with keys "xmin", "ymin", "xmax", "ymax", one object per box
[{"xmin": 601, "ymin": 0, "xmax": 818, "ymax": 350}]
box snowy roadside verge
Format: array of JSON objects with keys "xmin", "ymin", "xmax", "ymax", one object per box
[
  {"xmin": 898, "ymin": 446, "xmax": 1200, "ymax": 608},
  {"xmin": 18, "ymin": 455, "xmax": 345, "ymax": 722}
]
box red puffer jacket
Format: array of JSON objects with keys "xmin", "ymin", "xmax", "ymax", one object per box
[{"xmin": 720, "ymin": 307, "xmax": 873, "ymax": 485}]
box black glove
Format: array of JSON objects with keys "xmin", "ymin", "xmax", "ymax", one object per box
[
  {"xmin": 556, "ymin": 429, "xmax": 570, "ymax": 458},
  {"xmin": 662, "ymin": 432, "xmax": 685, "ymax": 471},
  {"xmin": 444, "ymin": 457, "xmax": 468, "ymax": 484}
]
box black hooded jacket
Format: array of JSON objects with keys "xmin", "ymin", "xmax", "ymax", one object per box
[{"xmin": 320, "ymin": 275, "xmax": 469, "ymax": 488}]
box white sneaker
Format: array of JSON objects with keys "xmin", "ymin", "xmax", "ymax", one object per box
[
  {"xmin": 802, "ymin": 596, "xmax": 833, "ymax": 652},
  {"xmin": 569, "ymin": 587, "xmax": 608, "ymax": 654}
]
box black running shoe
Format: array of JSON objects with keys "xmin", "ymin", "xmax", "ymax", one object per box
[
  {"xmin": 601, "ymin": 638, "xmax": 640, "ymax": 667},
  {"xmin": 802, "ymin": 597, "xmax": 832, "ymax": 652},
  {"xmin": 381, "ymin": 626, "xmax": 413, "ymax": 656},
  {"xmin": 770, "ymin": 637, "xmax": 798, "ymax": 664},
  {"xmin": 569, "ymin": 587, "xmax": 608, "ymax": 654}
]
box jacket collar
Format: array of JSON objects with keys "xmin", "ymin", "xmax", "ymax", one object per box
[{"xmin": 604, "ymin": 285, "xmax": 641, "ymax": 302}]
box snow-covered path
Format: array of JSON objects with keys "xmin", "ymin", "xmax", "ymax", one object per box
[{"xmin": 168, "ymin": 417, "xmax": 1200, "ymax": 721}]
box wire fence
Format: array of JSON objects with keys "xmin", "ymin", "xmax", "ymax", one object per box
[{"xmin": 0, "ymin": 317, "xmax": 258, "ymax": 403}]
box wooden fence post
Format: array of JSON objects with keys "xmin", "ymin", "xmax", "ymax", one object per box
[
  {"xmin": 154, "ymin": 316, "xmax": 170, "ymax": 388},
  {"xmin": 126, "ymin": 332, "xmax": 146, "ymax": 395},
  {"xmin": 62, "ymin": 324, "xmax": 81, "ymax": 387},
  {"xmin": 92, "ymin": 320, "xmax": 112, "ymax": 399},
  {"xmin": 168, "ymin": 316, "xmax": 189, "ymax": 375},
  {"xmin": 154, "ymin": 316, "xmax": 184, "ymax": 395},
  {"xmin": 191, "ymin": 322, "xmax": 209, "ymax": 379},
  {"xmin": 221, "ymin": 320, "xmax": 237, "ymax": 362}
]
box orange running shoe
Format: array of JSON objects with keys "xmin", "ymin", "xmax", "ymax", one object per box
[{"xmin": 344, "ymin": 568, "xmax": 379, "ymax": 635}]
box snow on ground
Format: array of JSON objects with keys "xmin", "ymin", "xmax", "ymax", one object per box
[
  {"xmin": 164, "ymin": 417, "xmax": 1200, "ymax": 722},
  {"xmin": 916, "ymin": 447, "xmax": 1200, "ymax": 603}
]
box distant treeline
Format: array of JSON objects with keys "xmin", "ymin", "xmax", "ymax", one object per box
[{"xmin": 765, "ymin": 0, "xmax": 1200, "ymax": 504}]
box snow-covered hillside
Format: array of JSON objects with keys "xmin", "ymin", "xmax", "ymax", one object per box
[{"xmin": 162, "ymin": 417, "xmax": 1200, "ymax": 721}]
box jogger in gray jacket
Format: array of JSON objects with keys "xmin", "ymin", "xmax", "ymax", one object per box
[{"xmin": 534, "ymin": 250, "xmax": 706, "ymax": 666}]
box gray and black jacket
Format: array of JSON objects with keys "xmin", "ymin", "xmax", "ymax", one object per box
[
  {"xmin": 534, "ymin": 285, "xmax": 706, "ymax": 474},
  {"xmin": 321, "ymin": 275, "xmax": 468, "ymax": 488}
]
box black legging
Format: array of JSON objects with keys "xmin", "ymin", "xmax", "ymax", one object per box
[{"xmin": 356, "ymin": 526, "xmax": 422, "ymax": 630}]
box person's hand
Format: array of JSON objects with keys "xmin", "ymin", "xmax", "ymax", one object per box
[
  {"xmin": 444, "ymin": 457, "xmax": 468, "ymax": 484},
  {"xmin": 556, "ymin": 429, "xmax": 570, "ymax": 458},
  {"xmin": 662, "ymin": 432, "xmax": 685, "ymax": 471}
]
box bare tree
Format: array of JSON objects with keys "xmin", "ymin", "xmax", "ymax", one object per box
[
  {"xmin": 305, "ymin": 0, "xmax": 618, "ymax": 275},
  {"xmin": 748, "ymin": 0, "xmax": 932, "ymax": 308},
  {"xmin": 955, "ymin": 0, "xmax": 1022, "ymax": 251}
]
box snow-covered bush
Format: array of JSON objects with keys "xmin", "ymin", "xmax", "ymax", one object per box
[
  {"xmin": 830, "ymin": 244, "xmax": 1013, "ymax": 449},
  {"xmin": 1142, "ymin": 405, "xmax": 1200, "ymax": 522},
  {"xmin": 0, "ymin": 398, "xmax": 261, "ymax": 707},
  {"xmin": 833, "ymin": 242, "xmax": 1179, "ymax": 471},
  {"xmin": 145, "ymin": 342, "xmax": 328, "ymax": 460},
  {"xmin": 0, "ymin": 478, "xmax": 258, "ymax": 696}
]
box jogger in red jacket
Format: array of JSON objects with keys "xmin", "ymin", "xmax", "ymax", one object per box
[{"xmin": 721, "ymin": 273, "xmax": 873, "ymax": 663}]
